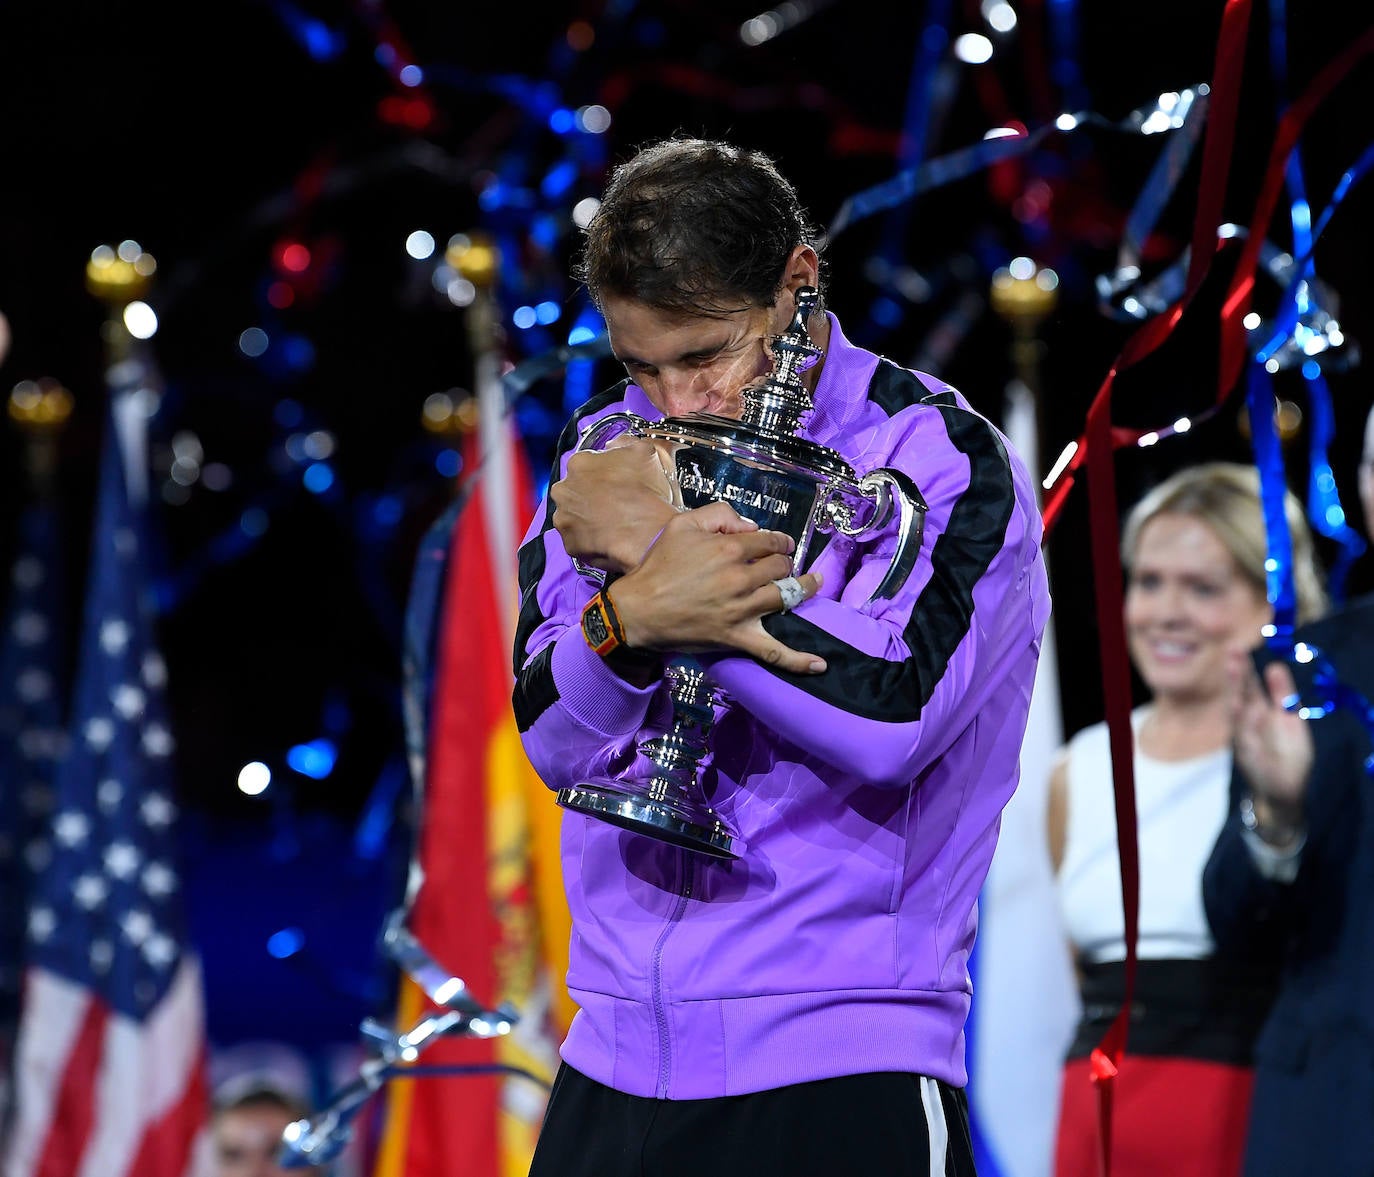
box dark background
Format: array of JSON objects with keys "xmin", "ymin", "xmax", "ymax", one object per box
[{"xmin": 2, "ymin": 0, "xmax": 1372, "ymax": 1085}]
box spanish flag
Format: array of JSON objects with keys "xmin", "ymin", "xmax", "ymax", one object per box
[{"xmin": 372, "ymin": 401, "xmax": 575, "ymax": 1177}]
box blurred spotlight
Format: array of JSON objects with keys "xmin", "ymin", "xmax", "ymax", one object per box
[
  {"xmin": 239, "ymin": 327, "xmax": 269, "ymax": 358},
  {"xmin": 577, "ymin": 104, "xmax": 611, "ymax": 134},
  {"xmin": 201, "ymin": 463, "xmax": 232, "ymax": 491},
  {"xmin": 302, "ymin": 462, "xmax": 334, "ymax": 494},
  {"xmin": 287, "ymin": 738, "xmax": 337, "ymax": 780},
  {"xmin": 238, "ymin": 761, "xmax": 272, "ymax": 796},
  {"xmin": 274, "ymin": 399, "xmax": 304, "ymax": 427},
  {"xmin": 954, "ymin": 33, "xmax": 994, "ymax": 64},
  {"xmin": 406, "ymin": 230, "xmax": 436, "ymax": 260},
  {"xmin": 123, "ymin": 301, "xmax": 158, "ymax": 339},
  {"xmin": 567, "ymin": 20, "xmax": 594, "ymax": 50},
  {"xmin": 981, "ymin": 0, "xmax": 1017, "ymax": 32},
  {"xmin": 446, "ymin": 276, "xmax": 476, "ymax": 307},
  {"xmin": 267, "ymin": 927, "xmax": 305, "ymax": 959},
  {"xmin": 277, "ymin": 242, "xmax": 311, "ymax": 273},
  {"xmin": 302, "ymin": 430, "xmax": 335, "ymax": 459},
  {"xmin": 740, "ymin": 0, "xmax": 831, "ymax": 46}
]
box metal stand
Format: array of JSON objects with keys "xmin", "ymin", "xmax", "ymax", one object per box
[{"xmin": 276, "ymin": 912, "xmax": 539, "ymax": 1169}]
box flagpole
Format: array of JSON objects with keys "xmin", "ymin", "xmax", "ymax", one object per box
[
  {"xmin": 968, "ymin": 258, "xmax": 1076, "ymax": 1177},
  {"xmin": 990, "ymin": 258, "xmax": 1058, "ymax": 449},
  {"xmin": 448, "ymin": 231, "xmax": 521, "ymax": 645},
  {"xmin": 84, "ymin": 241, "xmax": 164, "ymax": 511},
  {"xmin": 1, "ymin": 379, "xmax": 72, "ymax": 1165},
  {"xmin": 372, "ymin": 227, "xmax": 559, "ymax": 1177},
  {"xmin": 8, "ymin": 379, "xmax": 74, "ymax": 501}
]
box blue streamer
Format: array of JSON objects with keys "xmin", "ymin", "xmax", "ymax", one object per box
[
  {"xmin": 1258, "ymin": 0, "xmax": 1365, "ymax": 605},
  {"xmin": 1310, "ymin": 142, "xmax": 1374, "ymax": 244},
  {"xmin": 269, "ymin": 1, "xmax": 347, "ymax": 62},
  {"xmin": 828, "ymin": 126, "xmax": 1051, "ymax": 241},
  {"xmin": 1246, "ymin": 361, "xmax": 1297, "ymax": 643},
  {"xmin": 1268, "ymin": 0, "xmax": 1314, "ymax": 265},
  {"xmin": 859, "ymin": 0, "xmax": 953, "ymax": 342},
  {"xmin": 826, "ymin": 94, "xmax": 1204, "ymax": 243},
  {"xmin": 1246, "ymin": 142, "xmax": 1374, "ymax": 602},
  {"xmin": 1304, "ymin": 369, "xmax": 1365, "ymax": 602},
  {"xmin": 1303, "ymin": 649, "xmax": 1374, "ymax": 777},
  {"xmin": 1268, "ymin": 641, "xmax": 1374, "ymax": 783},
  {"xmin": 1255, "ymin": 143, "xmax": 1374, "ymax": 365},
  {"xmin": 1118, "ymin": 88, "xmax": 1209, "ymax": 273},
  {"xmin": 1046, "ymin": 0, "xmax": 1089, "ymax": 112},
  {"xmin": 562, "ymin": 301, "xmax": 604, "ymax": 417}
]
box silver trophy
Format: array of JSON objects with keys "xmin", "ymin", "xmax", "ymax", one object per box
[{"xmin": 557, "ymin": 287, "xmax": 926, "ymax": 858}]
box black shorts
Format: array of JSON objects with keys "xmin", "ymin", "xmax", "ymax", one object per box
[{"xmin": 527, "ymin": 1063, "xmax": 976, "ymax": 1177}]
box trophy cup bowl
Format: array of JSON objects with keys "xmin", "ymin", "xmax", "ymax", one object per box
[{"xmin": 556, "ymin": 288, "xmax": 926, "ymax": 858}]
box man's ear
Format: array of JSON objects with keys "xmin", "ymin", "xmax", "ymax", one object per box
[{"xmin": 781, "ymin": 245, "xmax": 820, "ymax": 295}]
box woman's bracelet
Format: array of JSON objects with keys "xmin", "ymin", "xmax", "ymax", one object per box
[{"xmin": 1239, "ymin": 793, "xmax": 1305, "ymax": 849}]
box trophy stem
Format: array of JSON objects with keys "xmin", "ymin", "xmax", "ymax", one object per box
[{"xmin": 557, "ymin": 658, "xmax": 739, "ymax": 859}]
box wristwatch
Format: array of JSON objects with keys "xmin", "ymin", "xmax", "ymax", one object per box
[{"xmin": 581, "ymin": 591, "xmax": 623, "ymax": 657}]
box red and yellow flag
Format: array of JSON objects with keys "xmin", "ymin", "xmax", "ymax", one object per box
[{"xmin": 372, "ymin": 411, "xmax": 574, "ymax": 1177}]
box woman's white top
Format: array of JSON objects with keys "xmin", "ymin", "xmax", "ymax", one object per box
[{"xmin": 1056, "ymin": 706, "xmax": 1231, "ymax": 965}]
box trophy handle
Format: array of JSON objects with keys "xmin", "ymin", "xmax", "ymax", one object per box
[
  {"xmin": 576, "ymin": 409, "xmax": 652, "ymax": 452},
  {"xmin": 823, "ymin": 469, "xmax": 927, "ymax": 602}
]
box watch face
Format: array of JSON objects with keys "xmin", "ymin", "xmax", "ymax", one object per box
[{"xmin": 583, "ymin": 602, "xmax": 611, "ymax": 647}]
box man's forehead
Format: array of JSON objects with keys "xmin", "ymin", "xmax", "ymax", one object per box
[
  {"xmin": 216, "ymin": 1104, "xmax": 293, "ymax": 1136},
  {"xmin": 608, "ymin": 306, "xmax": 760, "ymax": 363}
]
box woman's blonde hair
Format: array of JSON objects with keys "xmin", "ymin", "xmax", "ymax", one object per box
[{"xmin": 1121, "ymin": 461, "xmax": 1328, "ymax": 624}]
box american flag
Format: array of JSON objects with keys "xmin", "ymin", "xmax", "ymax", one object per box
[
  {"xmin": 2, "ymin": 373, "xmax": 214, "ymax": 1177},
  {"xmin": 0, "ymin": 494, "xmax": 68, "ymax": 1153}
]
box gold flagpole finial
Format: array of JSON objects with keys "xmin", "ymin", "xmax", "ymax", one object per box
[
  {"xmin": 9, "ymin": 378, "xmax": 74, "ymax": 493},
  {"xmin": 8, "ymin": 378, "xmax": 74, "ymax": 433},
  {"xmin": 85, "ymin": 240, "xmax": 157, "ymax": 306},
  {"xmin": 991, "ymin": 258, "xmax": 1059, "ymax": 400},
  {"xmin": 445, "ymin": 232, "xmax": 500, "ymax": 290}
]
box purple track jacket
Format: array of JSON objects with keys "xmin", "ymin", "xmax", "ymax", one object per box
[{"xmin": 513, "ymin": 314, "xmax": 1051, "ymax": 1099}]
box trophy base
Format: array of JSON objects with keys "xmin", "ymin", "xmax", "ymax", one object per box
[{"xmin": 556, "ymin": 783, "xmax": 740, "ymax": 859}]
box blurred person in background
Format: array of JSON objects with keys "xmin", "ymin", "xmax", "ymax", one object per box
[
  {"xmin": 211, "ymin": 1080, "xmax": 309, "ymax": 1177},
  {"xmin": 1047, "ymin": 461, "xmax": 1327, "ymax": 1177},
  {"xmin": 1205, "ymin": 399, "xmax": 1374, "ymax": 1177}
]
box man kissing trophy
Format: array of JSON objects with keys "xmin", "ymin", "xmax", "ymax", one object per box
[{"xmin": 558, "ymin": 287, "xmax": 926, "ymax": 858}]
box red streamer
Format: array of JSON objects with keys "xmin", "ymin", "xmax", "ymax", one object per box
[
  {"xmin": 1045, "ymin": 5, "xmax": 1254, "ymax": 1175},
  {"xmin": 1038, "ymin": 5, "xmax": 1374, "ymax": 1174}
]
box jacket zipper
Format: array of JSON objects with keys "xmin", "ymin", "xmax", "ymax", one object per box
[{"xmin": 651, "ymin": 848, "xmax": 693, "ymax": 1097}]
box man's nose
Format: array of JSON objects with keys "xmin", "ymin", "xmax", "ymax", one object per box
[{"xmin": 656, "ymin": 369, "xmax": 710, "ymax": 417}]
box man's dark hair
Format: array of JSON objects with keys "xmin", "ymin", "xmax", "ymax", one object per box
[
  {"xmin": 577, "ymin": 137, "xmax": 825, "ymax": 318},
  {"xmin": 212, "ymin": 1079, "xmax": 310, "ymax": 1122}
]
